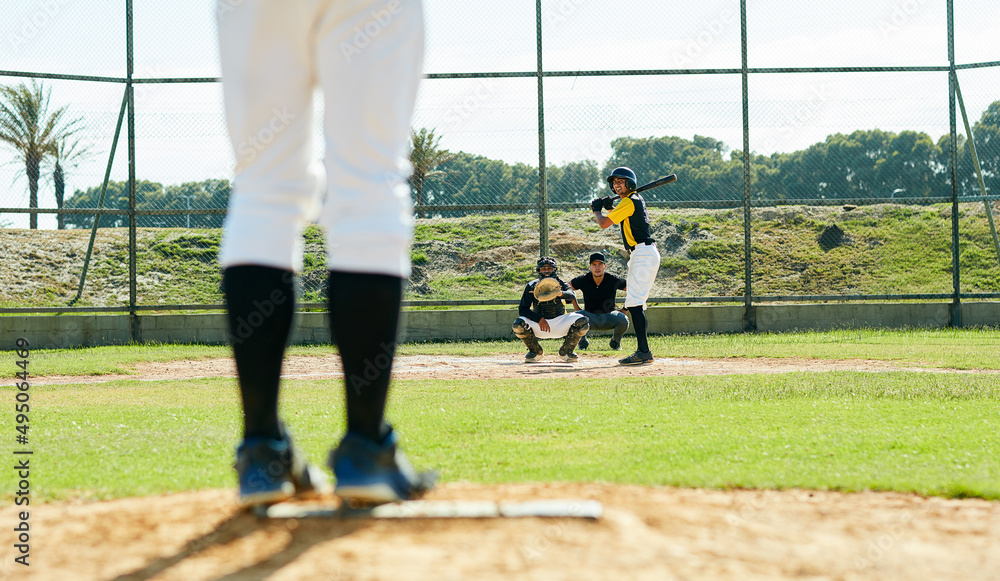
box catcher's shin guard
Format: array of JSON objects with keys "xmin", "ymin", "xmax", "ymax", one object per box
[
  {"xmin": 558, "ymin": 317, "xmax": 590, "ymax": 357},
  {"xmin": 513, "ymin": 318, "xmax": 543, "ymax": 358}
]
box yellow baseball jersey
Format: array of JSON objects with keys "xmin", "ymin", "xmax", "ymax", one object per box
[{"xmin": 607, "ymin": 193, "xmax": 654, "ymax": 250}]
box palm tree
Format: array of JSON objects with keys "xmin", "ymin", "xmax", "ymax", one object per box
[
  {"xmin": 0, "ymin": 81, "xmax": 82, "ymax": 229},
  {"xmin": 409, "ymin": 127, "xmax": 457, "ymax": 218},
  {"xmin": 51, "ymin": 136, "xmax": 91, "ymax": 230}
]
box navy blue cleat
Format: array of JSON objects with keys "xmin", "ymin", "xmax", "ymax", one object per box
[
  {"xmin": 618, "ymin": 350, "xmax": 654, "ymax": 365},
  {"xmin": 234, "ymin": 426, "xmax": 329, "ymax": 508},
  {"xmin": 329, "ymin": 427, "xmax": 435, "ymax": 506}
]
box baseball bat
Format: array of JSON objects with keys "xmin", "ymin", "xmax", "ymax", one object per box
[{"xmin": 632, "ymin": 174, "xmax": 677, "ymax": 194}]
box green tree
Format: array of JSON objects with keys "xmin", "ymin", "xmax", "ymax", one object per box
[
  {"xmin": 965, "ymin": 100, "xmax": 1000, "ymax": 199},
  {"xmin": 546, "ymin": 160, "xmax": 600, "ymax": 205},
  {"xmin": 874, "ymin": 130, "xmax": 943, "ymax": 199},
  {"xmin": 63, "ymin": 179, "xmax": 230, "ymax": 229},
  {"xmin": 409, "ymin": 127, "xmax": 457, "ymax": 218},
  {"xmin": 773, "ymin": 129, "xmax": 946, "ymax": 202},
  {"xmin": 51, "ymin": 136, "xmax": 91, "ymax": 230},
  {"xmin": 64, "ymin": 180, "xmax": 135, "ymax": 229},
  {"xmin": 162, "ymin": 180, "xmax": 230, "ymax": 228},
  {"xmin": 605, "ymin": 135, "xmax": 741, "ymax": 203},
  {"xmin": 0, "ymin": 81, "xmax": 83, "ymax": 229}
]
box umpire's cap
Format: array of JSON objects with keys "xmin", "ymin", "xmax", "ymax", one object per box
[{"xmin": 589, "ymin": 252, "xmax": 606, "ymax": 264}]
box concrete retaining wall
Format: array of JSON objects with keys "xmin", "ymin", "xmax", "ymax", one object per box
[{"xmin": 2, "ymin": 302, "xmax": 997, "ymax": 350}]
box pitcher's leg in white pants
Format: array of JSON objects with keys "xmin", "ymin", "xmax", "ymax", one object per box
[
  {"xmin": 217, "ymin": 1, "xmax": 320, "ymax": 271},
  {"xmin": 316, "ymin": 1, "xmax": 425, "ymax": 278}
]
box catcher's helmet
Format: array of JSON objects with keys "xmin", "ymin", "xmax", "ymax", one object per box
[
  {"xmin": 536, "ymin": 256, "xmax": 557, "ymax": 276},
  {"xmin": 606, "ymin": 167, "xmax": 637, "ymax": 192}
]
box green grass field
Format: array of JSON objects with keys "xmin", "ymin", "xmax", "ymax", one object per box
[{"xmin": 4, "ymin": 328, "xmax": 999, "ymax": 503}]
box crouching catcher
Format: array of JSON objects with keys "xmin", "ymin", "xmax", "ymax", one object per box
[{"xmin": 512, "ymin": 256, "xmax": 590, "ymax": 363}]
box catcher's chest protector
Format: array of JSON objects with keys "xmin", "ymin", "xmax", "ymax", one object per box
[{"xmin": 536, "ymin": 299, "xmax": 566, "ymax": 320}]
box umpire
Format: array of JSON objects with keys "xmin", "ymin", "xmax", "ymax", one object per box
[{"xmin": 570, "ymin": 252, "xmax": 629, "ymax": 350}]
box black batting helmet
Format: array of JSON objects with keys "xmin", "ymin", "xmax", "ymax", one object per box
[{"xmin": 606, "ymin": 167, "xmax": 637, "ymax": 193}]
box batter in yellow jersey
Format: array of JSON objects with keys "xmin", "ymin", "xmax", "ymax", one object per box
[{"xmin": 590, "ymin": 167, "xmax": 661, "ymax": 365}]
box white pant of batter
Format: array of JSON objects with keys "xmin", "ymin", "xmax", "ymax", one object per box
[
  {"xmin": 625, "ymin": 244, "xmax": 660, "ymax": 309},
  {"xmin": 516, "ymin": 312, "xmax": 588, "ymax": 340},
  {"xmin": 216, "ymin": 0, "xmax": 425, "ymax": 278}
]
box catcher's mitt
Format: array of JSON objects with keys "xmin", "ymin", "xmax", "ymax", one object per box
[{"xmin": 533, "ymin": 277, "xmax": 561, "ymax": 302}]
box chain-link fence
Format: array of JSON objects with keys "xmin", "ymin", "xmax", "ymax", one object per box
[{"xmin": 0, "ymin": 1, "xmax": 997, "ymax": 321}]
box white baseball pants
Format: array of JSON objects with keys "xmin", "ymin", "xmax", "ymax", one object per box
[
  {"xmin": 624, "ymin": 244, "xmax": 660, "ymax": 309},
  {"xmin": 217, "ymin": 0, "xmax": 425, "ymax": 278},
  {"xmin": 517, "ymin": 313, "xmax": 588, "ymax": 340}
]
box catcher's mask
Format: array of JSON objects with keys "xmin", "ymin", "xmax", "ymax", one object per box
[
  {"xmin": 536, "ymin": 256, "xmax": 557, "ymax": 277},
  {"xmin": 606, "ymin": 166, "xmax": 637, "ymax": 193}
]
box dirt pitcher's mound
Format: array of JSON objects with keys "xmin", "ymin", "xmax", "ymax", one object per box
[{"xmin": 3, "ymin": 483, "xmax": 999, "ymax": 581}]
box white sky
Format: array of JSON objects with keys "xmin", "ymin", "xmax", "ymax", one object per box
[{"xmin": 0, "ymin": 0, "xmax": 998, "ymax": 228}]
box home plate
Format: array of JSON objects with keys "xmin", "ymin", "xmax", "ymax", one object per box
[{"xmin": 255, "ymin": 499, "xmax": 603, "ymax": 520}]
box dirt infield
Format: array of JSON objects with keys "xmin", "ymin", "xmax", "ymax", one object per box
[
  {"xmin": 9, "ymin": 355, "xmax": 1000, "ymax": 580},
  {"xmin": 34, "ymin": 352, "xmax": 1000, "ymax": 385},
  {"xmin": 5, "ymin": 483, "xmax": 1000, "ymax": 581}
]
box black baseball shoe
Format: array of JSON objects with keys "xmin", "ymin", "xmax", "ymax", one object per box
[
  {"xmin": 329, "ymin": 427, "xmax": 435, "ymax": 505},
  {"xmin": 558, "ymin": 350, "xmax": 579, "ymax": 363},
  {"xmin": 618, "ymin": 350, "xmax": 654, "ymax": 365},
  {"xmin": 609, "ymin": 338, "xmax": 622, "ymax": 350},
  {"xmin": 524, "ymin": 350, "xmax": 543, "ymax": 363},
  {"xmin": 577, "ymin": 336, "xmax": 589, "ymax": 350},
  {"xmin": 234, "ymin": 424, "xmax": 329, "ymax": 507}
]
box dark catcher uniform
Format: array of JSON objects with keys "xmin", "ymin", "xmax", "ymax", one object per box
[{"xmin": 512, "ymin": 257, "xmax": 590, "ymax": 363}]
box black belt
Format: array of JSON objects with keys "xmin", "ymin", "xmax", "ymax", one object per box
[{"xmin": 629, "ymin": 241, "xmax": 655, "ymax": 249}]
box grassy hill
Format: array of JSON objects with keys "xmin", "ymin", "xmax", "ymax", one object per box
[{"xmin": 2, "ymin": 202, "xmax": 999, "ymax": 310}]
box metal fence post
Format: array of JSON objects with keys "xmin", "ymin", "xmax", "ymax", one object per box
[
  {"xmin": 126, "ymin": 0, "xmax": 140, "ymax": 342},
  {"xmin": 535, "ymin": 0, "xmax": 548, "ymax": 258},
  {"xmin": 741, "ymin": 0, "xmax": 755, "ymax": 332},
  {"xmin": 946, "ymin": 0, "xmax": 962, "ymax": 328}
]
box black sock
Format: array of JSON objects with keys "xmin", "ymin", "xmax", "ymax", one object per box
[
  {"xmin": 628, "ymin": 306, "xmax": 649, "ymax": 353},
  {"xmin": 223, "ymin": 266, "xmax": 296, "ymax": 441},
  {"xmin": 327, "ymin": 271, "xmax": 403, "ymax": 442}
]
